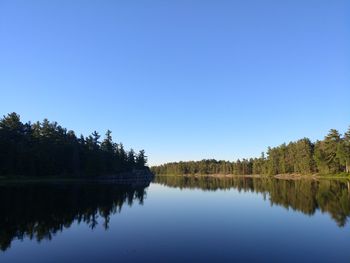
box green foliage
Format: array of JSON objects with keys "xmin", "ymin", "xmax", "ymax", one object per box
[
  {"xmin": 0, "ymin": 112, "xmax": 148, "ymax": 177},
  {"xmin": 152, "ymin": 127, "xmax": 350, "ymax": 176},
  {"xmin": 337, "ymin": 127, "xmax": 350, "ymax": 173}
]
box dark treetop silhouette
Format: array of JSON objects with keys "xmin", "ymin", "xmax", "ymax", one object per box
[
  {"xmin": 152, "ymin": 127, "xmax": 350, "ymax": 176},
  {"xmin": 0, "ymin": 112, "xmax": 148, "ymax": 177}
]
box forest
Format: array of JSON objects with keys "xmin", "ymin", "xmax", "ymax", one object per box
[
  {"xmin": 152, "ymin": 127, "xmax": 350, "ymax": 176},
  {"xmin": 0, "ymin": 112, "xmax": 148, "ymax": 177}
]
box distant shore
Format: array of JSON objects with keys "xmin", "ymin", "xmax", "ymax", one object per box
[{"xmin": 155, "ymin": 173, "xmax": 350, "ymax": 180}]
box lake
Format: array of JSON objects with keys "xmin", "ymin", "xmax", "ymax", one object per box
[{"xmin": 1, "ymin": 176, "xmax": 350, "ymax": 262}]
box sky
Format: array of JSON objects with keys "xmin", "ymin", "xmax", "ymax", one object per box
[{"xmin": 0, "ymin": 0, "xmax": 349, "ymax": 165}]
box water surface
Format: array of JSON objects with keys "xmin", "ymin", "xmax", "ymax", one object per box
[{"xmin": 1, "ymin": 177, "xmax": 349, "ymax": 262}]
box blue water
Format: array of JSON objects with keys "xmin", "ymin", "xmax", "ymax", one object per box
[{"xmin": 0, "ymin": 178, "xmax": 349, "ymax": 262}]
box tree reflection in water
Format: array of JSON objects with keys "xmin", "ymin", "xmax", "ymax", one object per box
[
  {"xmin": 0, "ymin": 182, "xmax": 149, "ymax": 251},
  {"xmin": 1, "ymin": 177, "xmax": 349, "ymax": 252},
  {"xmin": 155, "ymin": 176, "xmax": 350, "ymax": 227}
]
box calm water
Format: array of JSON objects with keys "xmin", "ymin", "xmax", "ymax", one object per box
[{"xmin": 1, "ymin": 176, "xmax": 350, "ymax": 262}]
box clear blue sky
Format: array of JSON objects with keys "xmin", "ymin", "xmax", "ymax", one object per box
[{"xmin": 0, "ymin": 0, "xmax": 349, "ymax": 165}]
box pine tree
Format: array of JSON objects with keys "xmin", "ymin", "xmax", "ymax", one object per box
[
  {"xmin": 136, "ymin": 150, "xmax": 147, "ymax": 168},
  {"xmin": 338, "ymin": 127, "xmax": 350, "ymax": 173}
]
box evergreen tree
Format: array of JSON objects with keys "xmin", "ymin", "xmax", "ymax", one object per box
[
  {"xmin": 127, "ymin": 149, "xmax": 136, "ymax": 168},
  {"xmin": 0, "ymin": 113, "xmax": 148, "ymax": 177},
  {"xmin": 323, "ymin": 129, "xmax": 342, "ymax": 173},
  {"xmin": 136, "ymin": 150, "xmax": 147, "ymax": 168},
  {"xmin": 338, "ymin": 127, "xmax": 350, "ymax": 173},
  {"xmin": 152, "ymin": 127, "xmax": 350, "ymax": 176}
]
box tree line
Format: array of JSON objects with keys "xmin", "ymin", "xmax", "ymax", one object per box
[
  {"xmin": 0, "ymin": 112, "xmax": 147, "ymax": 177},
  {"xmin": 152, "ymin": 127, "xmax": 350, "ymax": 176}
]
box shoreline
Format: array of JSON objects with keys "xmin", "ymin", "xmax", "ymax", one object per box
[
  {"xmin": 1, "ymin": 172, "xmax": 349, "ymax": 183},
  {"xmin": 155, "ymin": 173, "xmax": 350, "ymax": 180},
  {"xmin": 0, "ymin": 168, "xmax": 155, "ymax": 184}
]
